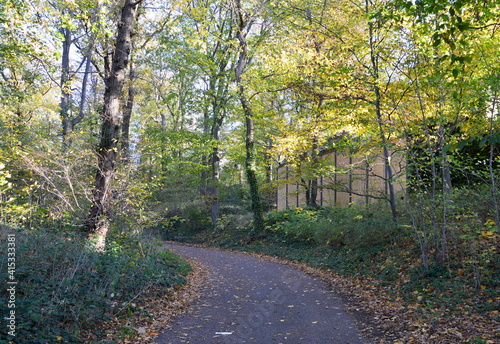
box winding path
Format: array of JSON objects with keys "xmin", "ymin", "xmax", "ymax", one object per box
[{"xmin": 155, "ymin": 244, "xmax": 368, "ymax": 344}]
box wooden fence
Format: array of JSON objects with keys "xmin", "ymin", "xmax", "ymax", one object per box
[{"xmin": 276, "ymin": 149, "xmax": 406, "ymax": 210}]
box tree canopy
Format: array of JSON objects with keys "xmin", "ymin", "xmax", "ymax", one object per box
[
  {"xmin": 0, "ymin": 0, "xmax": 498, "ymax": 256},
  {"xmin": 1, "ymin": 1, "xmax": 500, "ymax": 343}
]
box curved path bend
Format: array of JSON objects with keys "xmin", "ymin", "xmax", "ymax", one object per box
[{"xmin": 155, "ymin": 244, "xmax": 369, "ymax": 344}]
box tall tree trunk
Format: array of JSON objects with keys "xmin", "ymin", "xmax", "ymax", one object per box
[
  {"xmin": 309, "ymin": 136, "xmax": 319, "ymax": 208},
  {"xmin": 60, "ymin": 27, "xmax": 72, "ymax": 147},
  {"xmin": 210, "ymin": 124, "xmax": 220, "ymax": 224},
  {"xmin": 207, "ymin": 81, "xmax": 225, "ymax": 225},
  {"xmin": 86, "ymin": 0, "xmax": 142, "ymax": 247},
  {"xmin": 73, "ymin": 51, "xmax": 92, "ymax": 130},
  {"xmin": 235, "ymin": 1, "xmax": 264, "ymax": 233},
  {"xmin": 200, "ymin": 109, "xmax": 209, "ymax": 197},
  {"xmin": 308, "ymin": 19, "xmax": 324, "ymax": 209},
  {"xmin": 414, "ymin": 72, "xmax": 440, "ymax": 270},
  {"xmin": 206, "ymin": 29, "xmax": 234, "ymax": 224},
  {"xmin": 194, "ymin": 2, "xmax": 234, "ymax": 222},
  {"xmin": 241, "ymin": 100, "xmax": 264, "ymax": 233},
  {"xmin": 302, "ymin": 177, "xmax": 311, "ymax": 206},
  {"xmin": 121, "ymin": 57, "xmax": 135, "ymax": 162},
  {"xmin": 437, "ymin": 120, "xmax": 452, "ymax": 265},
  {"xmin": 366, "ymin": 1, "xmax": 397, "ymax": 223},
  {"xmin": 60, "ymin": 29, "xmax": 94, "ymax": 149}
]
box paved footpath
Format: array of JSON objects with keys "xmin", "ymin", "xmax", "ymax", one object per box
[{"xmin": 155, "ymin": 244, "xmax": 368, "ymax": 344}]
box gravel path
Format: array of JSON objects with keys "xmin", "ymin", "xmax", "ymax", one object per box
[{"xmin": 154, "ymin": 244, "xmax": 368, "ymax": 344}]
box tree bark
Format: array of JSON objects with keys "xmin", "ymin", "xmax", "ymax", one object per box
[
  {"xmin": 210, "ymin": 117, "xmax": 222, "ymax": 225},
  {"xmin": 60, "ymin": 27, "xmax": 72, "ymax": 147},
  {"xmin": 235, "ymin": 0, "xmax": 264, "ymax": 233},
  {"xmin": 202, "ymin": 4, "xmax": 234, "ymax": 224},
  {"xmin": 121, "ymin": 57, "xmax": 135, "ymax": 162},
  {"xmin": 366, "ymin": 0, "xmax": 397, "ymax": 223},
  {"xmin": 60, "ymin": 27, "xmax": 94, "ymax": 149},
  {"xmin": 200, "ymin": 109, "xmax": 209, "ymax": 197},
  {"xmin": 86, "ymin": 0, "xmax": 142, "ymax": 244},
  {"xmin": 309, "ymin": 136, "xmax": 319, "ymax": 208},
  {"xmin": 207, "ymin": 79, "xmax": 224, "ymax": 225},
  {"xmin": 73, "ymin": 51, "xmax": 92, "ymax": 129}
]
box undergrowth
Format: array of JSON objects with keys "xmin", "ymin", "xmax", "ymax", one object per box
[{"xmin": 0, "ymin": 224, "xmax": 190, "ymax": 344}]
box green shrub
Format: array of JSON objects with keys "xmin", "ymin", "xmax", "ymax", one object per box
[
  {"xmin": 453, "ymin": 184, "xmax": 499, "ymax": 225},
  {"xmin": 158, "ymin": 201, "xmax": 212, "ymax": 240},
  {"xmin": 264, "ymin": 208, "xmax": 319, "ymax": 244},
  {"xmin": 215, "ymin": 213, "xmax": 253, "ymax": 232},
  {"xmin": 263, "ymin": 204, "xmax": 396, "ymax": 249}
]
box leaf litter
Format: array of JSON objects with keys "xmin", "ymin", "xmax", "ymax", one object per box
[{"xmin": 81, "ymin": 257, "xmax": 209, "ymax": 344}]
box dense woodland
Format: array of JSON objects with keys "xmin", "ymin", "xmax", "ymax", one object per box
[{"xmin": 1, "ymin": 0, "xmax": 499, "ymax": 343}]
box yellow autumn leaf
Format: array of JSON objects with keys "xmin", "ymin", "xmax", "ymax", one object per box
[{"xmin": 481, "ymin": 230, "xmax": 494, "ymax": 238}]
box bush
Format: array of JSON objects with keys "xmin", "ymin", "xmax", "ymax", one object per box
[
  {"xmin": 181, "ymin": 202, "xmax": 212, "ymax": 232},
  {"xmin": 264, "ymin": 208, "xmax": 319, "ymax": 244},
  {"xmin": 215, "ymin": 213, "xmax": 254, "ymax": 232},
  {"xmin": 453, "ymin": 184, "xmax": 499, "ymax": 225},
  {"xmin": 0, "ymin": 225, "xmax": 189, "ymax": 343},
  {"xmin": 158, "ymin": 201, "xmax": 212, "ymax": 240},
  {"xmin": 263, "ymin": 204, "xmax": 397, "ymax": 249}
]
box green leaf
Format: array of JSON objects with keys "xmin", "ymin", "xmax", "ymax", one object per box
[
  {"xmin": 456, "ymin": 21, "xmax": 470, "ymax": 31},
  {"xmin": 443, "ymin": 143, "xmax": 457, "ymax": 153},
  {"xmin": 491, "ymin": 134, "xmax": 499, "ymax": 146},
  {"xmin": 478, "ymin": 135, "xmax": 489, "ymax": 147},
  {"xmin": 453, "ymin": 137, "xmax": 475, "ymax": 151}
]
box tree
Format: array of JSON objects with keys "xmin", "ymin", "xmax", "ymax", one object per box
[
  {"xmin": 233, "ymin": 0, "xmax": 271, "ymax": 233},
  {"xmin": 42, "ymin": 0, "xmax": 101, "ymax": 147},
  {"xmin": 400, "ymin": 0, "xmax": 500, "ymax": 227},
  {"xmin": 86, "ymin": 0, "xmax": 143, "ymax": 247},
  {"xmin": 189, "ymin": 0, "xmax": 237, "ymax": 224},
  {"xmin": 363, "ymin": 0, "xmax": 400, "ymax": 221}
]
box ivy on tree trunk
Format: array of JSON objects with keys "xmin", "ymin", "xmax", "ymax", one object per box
[{"xmin": 235, "ymin": 0, "xmax": 265, "ymax": 233}]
